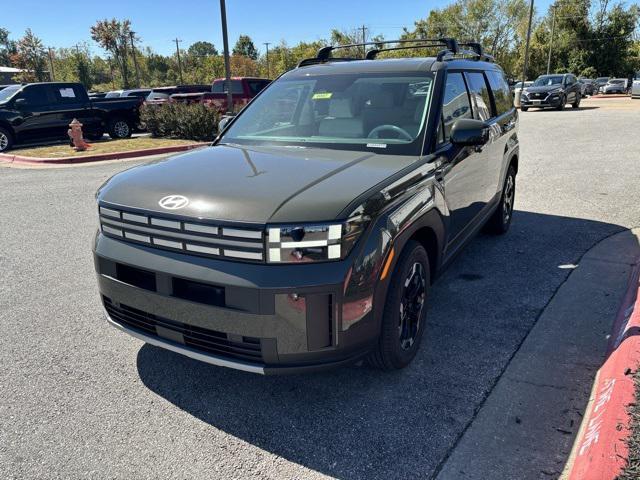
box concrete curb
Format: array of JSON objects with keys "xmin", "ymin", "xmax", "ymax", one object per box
[
  {"xmin": 563, "ymin": 258, "xmax": 640, "ymax": 479},
  {"xmin": 0, "ymin": 143, "xmax": 207, "ymax": 166}
]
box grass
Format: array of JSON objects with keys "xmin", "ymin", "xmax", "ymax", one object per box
[
  {"xmin": 11, "ymin": 136, "xmax": 203, "ymax": 158},
  {"xmin": 618, "ymin": 367, "xmax": 640, "ymax": 480}
]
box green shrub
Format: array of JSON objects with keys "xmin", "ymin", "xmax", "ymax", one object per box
[{"xmin": 140, "ymin": 103, "xmax": 219, "ymax": 142}]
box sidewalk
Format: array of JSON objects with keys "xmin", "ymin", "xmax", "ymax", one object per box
[{"xmin": 436, "ymin": 228, "xmax": 640, "ymax": 479}]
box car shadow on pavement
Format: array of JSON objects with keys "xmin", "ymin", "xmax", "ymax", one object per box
[{"xmin": 136, "ymin": 210, "xmax": 632, "ymax": 480}]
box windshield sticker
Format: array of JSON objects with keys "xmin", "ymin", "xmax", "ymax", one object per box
[
  {"xmin": 312, "ymin": 92, "xmax": 333, "ymax": 100},
  {"xmin": 366, "ymin": 143, "xmax": 387, "ymax": 149}
]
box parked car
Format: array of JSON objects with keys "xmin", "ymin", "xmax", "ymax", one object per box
[
  {"xmin": 171, "ymin": 77, "xmax": 271, "ymax": 113},
  {"xmin": 120, "ymin": 88, "xmax": 152, "ymax": 99},
  {"xmin": 145, "ymin": 85, "xmax": 212, "ymax": 105},
  {"xmin": 577, "ymin": 78, "xmax": 596, "ymax": 96},
  {"xmin": 105, "ymin": 90, "xmax": 124, "ymax": 98},
  {"xmin": 632, "ymin": 78, "xmax": 640, "ymax": 99},
  {"xmin": 93, "ymin": 39, "xmax": 519, "ymax": 374},
  {"xmin": 594, "ymin": 77, "xmax": 609, "ymax": 94},
  {"xmin": 520, "ymin": 73, "xmax": 582, "ymax": 111},
  {"xmin": 89, "ymin": 91, "xmax": 107, "ymax": 99},
  {"xmin": 0, "ymin": 82, "xmax": 143, "ymax": 152},
  {"xmin": 602, "ymin": 78, "xmax": 628, "ymax": 94}
]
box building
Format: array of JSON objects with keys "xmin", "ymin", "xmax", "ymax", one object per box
[{"xmin": 0, "ymin": 66, "xmax": 25, "ymax": 85}]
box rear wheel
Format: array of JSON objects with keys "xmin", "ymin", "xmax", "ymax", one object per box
[
  {"xmin": 0, "ymin": 127, "xmax": 13, "ymax": 153},
  {"xmin": 368, "ymin": 240, "xmax": 429, "ymax": 370},
  {"xmin": 107, "ymin": 118, "xmax": 132, "ymax": 139},
  {"xmin": 486, "ymin": 164, "xmax": 516, "ymax": 234}
]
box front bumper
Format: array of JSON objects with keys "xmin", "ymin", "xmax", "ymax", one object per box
[
  {"xmin": 520, "ymin": 93, "xmax": 564, "ymax": 108},
  {"xmin": 94, "ymin": 232, "xmax": 378, "ymax": 374}
]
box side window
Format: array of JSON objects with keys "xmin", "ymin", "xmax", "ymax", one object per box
[
  {"xmin": 465, "ymin": 72, "xmax": 493, "ymax": 121},
  {"xmin": 212, "ymin": 81, "xmax": 244, "ymax": 94},
  {"xmin": 441, "ymin": 72, "xmax": 473, "ymax": 143},
  {"xmin": 486, "ymin": 70, "xmax": 513, "ymax": 116},
  {"xmin": 17, "ymin": 85, "xmax": 50, "ymax": 107},
  {"xmin": 53, "ymin": 86, "xmax": 80, "ymax": 104},
  {"xmin": 247, "ymin": 80, "xmax": 270, "ymax": 95}
]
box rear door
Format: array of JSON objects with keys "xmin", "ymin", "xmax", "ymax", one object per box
[
  {"xmin": 485, "ymin": 69, "xmax": 516, "ymax": 201},
  {"xmin": 463, "ymin": 70, "xmax": 502, "ymax": 206},
  {"xmin": 50, "ymin": 84, "xmax": 101, "ymax": 136}
]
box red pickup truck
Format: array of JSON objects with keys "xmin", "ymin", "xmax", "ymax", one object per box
[{"xmin": 170, "ymin": 77, "xmax": 271, "ymax": 113}]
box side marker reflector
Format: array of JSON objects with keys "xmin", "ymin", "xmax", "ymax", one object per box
[{"xmin": 380, "ymin": 247, "xmax": 395, "ymax": 280}]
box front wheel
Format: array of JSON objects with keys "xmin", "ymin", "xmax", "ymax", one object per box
[
  {"xmin": 485, "ymin": 164, "xmax": 516, "ymax": 234},
  {"xmin": 0, "ymin": 127, "xmax": 13, "ymax": 153},
  {"xmin": 556, "ymin": 95, "xmax": 566, "ymax": 110},
  {"xmin": 520, "ymin": 106, "xmax": 528, "ymax": 112},
  {"xmin": 107, "ymin": 118, "xmax": 132, "ymax": 139},
  {"xmin": 368, "ymin": 240, "xmax": 430, "ymax": 370}
]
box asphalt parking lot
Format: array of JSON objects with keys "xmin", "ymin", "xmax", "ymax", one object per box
[{"xmin": 1, "ymin": 96, "xmax": 639, "ymax": 479}]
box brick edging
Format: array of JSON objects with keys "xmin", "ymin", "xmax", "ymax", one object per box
[{"xmin": 0, "ymin": 143, "xmax": 207, "ymax": 165}]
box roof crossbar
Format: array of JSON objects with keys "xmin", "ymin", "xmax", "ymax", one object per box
[
  {"xmin": 314, "ymin": 38, "xmax": 458, "ymax": 62},
  {"xmin": 365, "ymin": 43, "xmax": 451, "ymax": 60}
]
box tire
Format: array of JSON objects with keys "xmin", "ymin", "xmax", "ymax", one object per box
[
  {"xmin": 368, "ymin": 240, "xmax": 430, "ymax": 370},
  {"xmin": 572, "ymin": 94, "xmax": 581, "ymax": 108},
  {"xmin": 107, "ymin": 118, "xmax": 132, "ymax": 139},
  {"xmin": 485, "ymin": 164, "xmax": 516, "ymax": 234},
  {"xmin": 520, "ymin": 107, "xmax": 528, "ymax": 112},
  {"xmin": 0, "ymin": 126, "xmax": 13, "ymax": 153},
  {"xmin": 556, "ymin": 95, "xmax": 566, "ymax": 110}
]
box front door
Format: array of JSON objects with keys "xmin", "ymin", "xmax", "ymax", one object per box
[{"xmin": 12, "ymin": 85, "xmax": 59, "ymax": 144}]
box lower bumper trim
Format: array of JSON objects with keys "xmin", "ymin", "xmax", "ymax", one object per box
[{"xmin": 105, "ymin": 308, "xmax": 266, "ymax": 374}]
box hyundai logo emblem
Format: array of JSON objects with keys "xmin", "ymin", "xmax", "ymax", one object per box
[{"xmin": 158, "ymin": 195, "xmax": 189, "ymax": 210}]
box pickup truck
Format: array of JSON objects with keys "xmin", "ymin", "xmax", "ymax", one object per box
[
  {"xmin": 0, "ymin": 82, "xmax": 143, "ymax": 152},
  {"xmin": 170, "ymin": 77, "xmax": 271, "ymax": 114}
]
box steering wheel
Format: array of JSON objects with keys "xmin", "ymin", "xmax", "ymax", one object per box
[{"xmin": 367, "ymin": 125, "xmax": 413, "ymax": 142}]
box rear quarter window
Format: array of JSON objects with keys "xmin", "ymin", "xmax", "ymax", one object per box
[{"xmin": 486, "ymin": 70, "xmax": 513, "ymax": 116}]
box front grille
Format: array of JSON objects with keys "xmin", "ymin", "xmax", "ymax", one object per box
[
  {"xmin": 530, "ymin": 92, "xmax": 546, "ymax": 99},
  {"xmin": 104, "ymin": 297, "xmax": 263, "ymax": 362},
  {"xmin": 99, "ymin": 205, "xmax": 265, "ymax": 262}
]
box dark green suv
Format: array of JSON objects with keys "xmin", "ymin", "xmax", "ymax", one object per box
[{"xmin": 93, "ymin": 39, "xmax": 519, "ymax": 374}]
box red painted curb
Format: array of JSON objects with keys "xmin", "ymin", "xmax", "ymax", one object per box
[
  {"xmin": 0, "ymin": 142, "xmax": 207, "ymax": 166},
  {"xmin": 566, "ymin": 259, "xmax": 640, "ymax": 480}
]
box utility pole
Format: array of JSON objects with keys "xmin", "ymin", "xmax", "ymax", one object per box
[
  {"xmin": 361, "ymin": 25, "xmax": 367, "ymax": 58},
  {"xmin": 129, "ymin": 31, "xmax": 141, "ymax": 88},
  {"xmin": 521, "ymin": 0, "xmax": 535, "ymax": 87},
  {"xmin": 174, "ymin": 38, "xmax": 184, "ymax": 84},
  {"xmin": 220, "ymin": 0, "xmax": 233, "ymax": 115},
  {"xmin": 107, "ymin": 56, "xmax": 116, "ymax": 89},
  {"xmin": 263, "ymin": 42, "xmax": 271, "ymax": 78},
  {"xmin": 546, "ymin": 6, "xmax": 556, "ymax": 75},
  {"xmin": 47, "ymin": 48, "xmax": 55, "ymax": 81}
]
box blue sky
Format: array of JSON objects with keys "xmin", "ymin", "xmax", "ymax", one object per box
[{"xmin": 3, "ymin": 0, "xmax": 554, "ymax": 57}]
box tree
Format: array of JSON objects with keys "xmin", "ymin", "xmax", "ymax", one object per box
[
  {"xmin": 0, "ymin": 27, "xmax": 17, "ymax": 66},
  {"xmin": 91, "ymin": 19, "xmax": 133, "ymax": 88},
  {"xmin": 233, "ymin": 35, "xmax": 258, "ymax": 60},
  {"xmin": 188, "ymin": 41, "xmax": 218, "ymax": 57},
  {"xmin": 12, "ymin": 29, "xmax": 47, "ymax": 82},
  {"xmin": 403, "ymin": 0, "xmax": 530, "ymax": 77}
]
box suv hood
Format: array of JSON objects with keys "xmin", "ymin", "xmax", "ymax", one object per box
[
  {"xmin": 98, "ymin": 144, "xmax": 419, "ymax": 224},
  {"xmin": 524, "ymin": 85, "xmax": 563, "ymax": 94}
]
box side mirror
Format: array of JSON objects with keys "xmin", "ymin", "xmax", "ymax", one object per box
[
  {"xmin": 450, "ymin": 119, "xmax": 489, "ymax": 147},
  {"xmin": 218, "ymin": 114, "xmax": 235, "ymax": 132}
]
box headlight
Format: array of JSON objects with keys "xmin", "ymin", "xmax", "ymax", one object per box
[{"xmin": 267, "ymin": 208, "xmax": 369, "ymax": 263}]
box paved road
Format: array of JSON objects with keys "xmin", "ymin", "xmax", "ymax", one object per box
[{"xmin": 1, "ymin": 97, "xmax": 639, "ymax": 479}]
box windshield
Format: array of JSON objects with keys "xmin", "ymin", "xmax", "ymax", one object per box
[
  {"xmin": 220, "ymin": 72, "xmax": 434, "ymax": 154},
  {"xmin": 0, "ymin": 84, "xmax": 21, "ymax": 102},
  {"xmin": 533, "ymin": 76, "xmax": 563, "ymax": 87}
]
